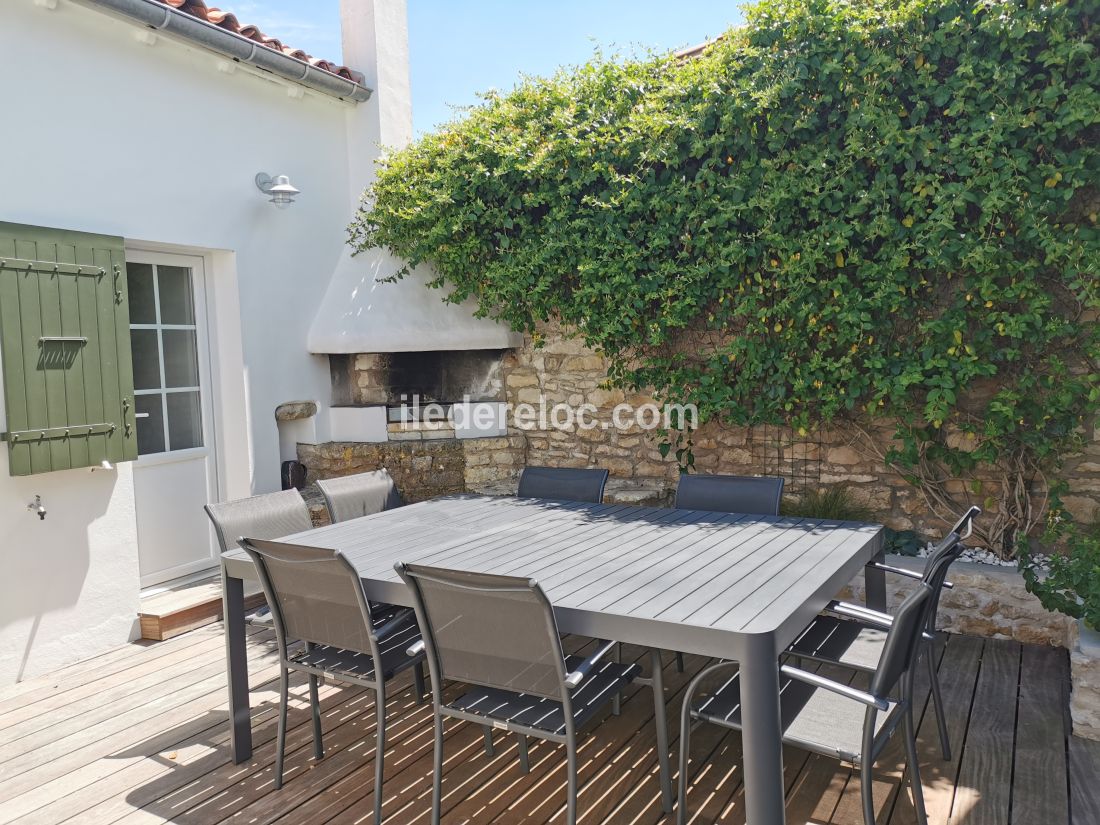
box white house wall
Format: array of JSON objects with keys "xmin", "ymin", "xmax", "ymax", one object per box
[{"xmin": 0, "ymin": 0, "xmax": 364, "ymax": 682}]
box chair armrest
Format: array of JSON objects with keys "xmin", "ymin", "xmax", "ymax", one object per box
[
  {"xmin": 829, "ymin": 601, "xmax": 895, "ymax": 629},
  {"xmin": 869, "ymin": 561, "xmax": 953, "ymax": 589},
  {"xmin": 826, "ymin": 602, "xmax": 937, "ymax": 644},
  {"xmin": 564, "ymin": 639, "xmax": 618, "ymax": 690},
  {"xmin": 406, "ymin": 639, "xmax": 426, "ymax": 658},
  {"xmin": 780, "ymin": 665, "xmax": 890, "ymax": 711},
  {"xmin": 372, "ymin": 608, "xmax": 416, "ymax": 642}
]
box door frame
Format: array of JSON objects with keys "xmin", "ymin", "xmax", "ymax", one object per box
[{"xmin": 126, "ymin": 249, "xmax": 221, "ymax": 587}]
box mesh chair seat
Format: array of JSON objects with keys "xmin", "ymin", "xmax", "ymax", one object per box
[
  {"xmin": 788, "ymin": 615, "xmax": 888, "ymax": 673},
  {"xmin": 674, "ymin": 473, "xmax": 784, "ymax": 516},
  {"xmin": 240, "ymin": 536, "xmax": 428, "ymax": 819},
  {"xmin": 449, "ymin": 656, "xmax": 641, "ymax": 735},
  {"xmin": 291, "ymin": 622, "xmax": 422, "ymax": 683},
  {"xmin": 517, "ymin": 467, "xmax": 609, "ymax": 503},
  {"xmin": 782, "ymin": 506, "xmax": 982, "ymax": 770},
  {"xmin": 205, "ymin": 489, "xmax": 313, "ymax": 554},
  {"xmin": 680, "ymin": 566, "xmax": 957, "ymax": 825},
  {"xmin": 692, "ymin": 669, "xmax": 901, "ymax": 765},
  {"xmin": 397, "ymin": 563, "xmax": 672, "ymax": 824},
  {"xmin": 316, "ymin": 472, "xmax": 409, "ymax": 620},
  {"xmin": 317, "ymin": 469, "xmax": 404, "ymax": 524}
]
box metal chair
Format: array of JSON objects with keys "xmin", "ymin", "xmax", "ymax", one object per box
[
  {"xmin": 317, "ymin": 469, "xmax": 404, "ymax": 523},
  {"xmin": 396, "ymin": 563, "xmax": 673, "ymax": 825},
  {"xmin": 677, "ymin": 563, "xmax": 952, "ymax": 825},
  {"xmin": 517, "ymin": 466, "xmax": 609, "ymax": 503},
  {"xmin": 240, "ymin": 538, "xmax": 426, "ymax": 824},
  {"xmin": 674, "ymin": 473, "xmax": 785, "ymax": 516},
  {"xmin": 786, "ymin": 505, "xmax": 980, "ymax": 761},
  {"xmin": 206, "ymin": 487, "xmax": 408, "ymax": 626},
  {"xmin": 205, "ymin": 488, "xmax": 314, "ymax": 555},
  {"xmin": 205, "ymin": 489, "xmax": 315, "ymax": 626}
]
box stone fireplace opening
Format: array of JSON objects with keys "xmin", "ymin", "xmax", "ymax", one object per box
[{"xmin": 330, "ymin": 349, "xmax": 507, "ymax": 429}]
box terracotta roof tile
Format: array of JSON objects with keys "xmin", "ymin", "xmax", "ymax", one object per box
[
  {"xmin": 675, "ymin": 37, "xmax": 724, "ymax": 60},
  {"xmin": 156, "ymin": 0, "xmax": 363, "ymax": 83}
]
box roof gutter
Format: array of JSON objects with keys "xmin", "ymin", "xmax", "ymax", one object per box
[{"xmin": 78, "ymin": 0, "xmax": 373, "ymax": 103}]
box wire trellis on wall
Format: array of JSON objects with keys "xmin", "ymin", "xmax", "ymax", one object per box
[{"xmin": 746, "ymin": 423, "xmax": 823, "ymax": 497}]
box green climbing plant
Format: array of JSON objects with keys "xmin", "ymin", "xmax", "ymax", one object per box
[
  {"xmin": 1018, "ymin": 491, "xmax": 1100, "ymax": 630},
  {"xmin": 350, "ymin": 0, "xmax": 1100, "ymax": 584}
]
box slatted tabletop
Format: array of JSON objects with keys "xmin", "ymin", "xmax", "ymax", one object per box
[
  {"xmin": 220, "ymin": 494, "xmax": 885, "ymax": 825},
  {"xmin": 225, "ymin": 495, "xmax": 883, "ymax": 661}
]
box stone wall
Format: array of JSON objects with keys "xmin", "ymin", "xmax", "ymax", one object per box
[
  {"xmin": 1072, "ymin": 624, "xmax": 1100, "ymax": 740},
  {"xmin": 840, "ymin": 555, "xmax": 1078, "ymax": 649},
  {"xmin": 449, "ymin": 326, "xmax": 1100, "ymax": 538},
  {"xmin": 333, "ymin": 327, "xmax": 1100, "ymax": 536}
]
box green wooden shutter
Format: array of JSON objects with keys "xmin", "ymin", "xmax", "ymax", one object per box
[{"xmin": 0, "ymin": 222, "xmax": 137, "ymax": 475}]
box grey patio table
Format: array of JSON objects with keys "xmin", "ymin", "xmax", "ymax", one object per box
[{"xmin": 220, "ymin": 493, "xmax": 886, "ymax": 824}]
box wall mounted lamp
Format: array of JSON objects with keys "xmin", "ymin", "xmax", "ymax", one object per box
[{"xmin": 255, "ymin": 173, "xmax": 300, "ymax": 209}]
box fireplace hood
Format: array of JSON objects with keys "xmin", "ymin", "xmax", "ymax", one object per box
[
  {"xmin": 307, "ymin": 0, "xmax": 520, "ymax": 355},
  {"xmin": 307, "ymin": 246, "xmax": 520, "ymax": 354}
]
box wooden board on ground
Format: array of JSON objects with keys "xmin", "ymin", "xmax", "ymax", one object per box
[
  {"xmin": 138, "ymin": 578, "xmax": 265, "ymax": 641},
  {"xmin": 0, "ymin": 626, "xmax": 1080, "ymax": 824}
]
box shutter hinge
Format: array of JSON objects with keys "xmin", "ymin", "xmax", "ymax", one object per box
[
  {"xmin": 0, "ymin": 258, "xmax": 107, "ymax": 277},
  {"xmin": 2, "ymin": 422, "xmax": 116, "ymax": 442}
]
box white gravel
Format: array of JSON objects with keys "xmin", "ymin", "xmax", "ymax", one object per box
[{"xmin": 915, "ymin": 542, "xmax": 1035, "ymax": 569}]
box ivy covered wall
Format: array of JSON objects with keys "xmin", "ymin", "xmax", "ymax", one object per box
[{"xmin": 353, "ymin": 0, "xmax": 1099, "ymax": 559}]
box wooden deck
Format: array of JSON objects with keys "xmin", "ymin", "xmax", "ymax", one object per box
[{"xmin": 0, "ymin": 623, "xmax": 1095, "ymax": 824}]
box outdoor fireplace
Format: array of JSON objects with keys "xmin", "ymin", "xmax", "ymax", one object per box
[{"xmin": 330, "ymin": 349, "xmax": 507, "ymax": 428}]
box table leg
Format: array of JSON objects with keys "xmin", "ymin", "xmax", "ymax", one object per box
[
  {"xmin": 649, "ymin": 648, "xmax": 673, "ymax": 813},
  {"xmin": 865, "ymin": 549, "xmax": 888, "ymax": 612},
  {"xmin": 222, "ymin": 566, "xmax": 252, "ymax": 763},
  {"xmin": 739, "ymin": 635, "xmax": 786, "ymax": 824}
]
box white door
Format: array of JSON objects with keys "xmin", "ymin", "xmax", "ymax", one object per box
[{"xmin": 127, "ymin": 251, "xmax": 220, "ymax": 587}]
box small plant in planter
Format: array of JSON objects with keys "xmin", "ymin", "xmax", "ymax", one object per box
[
  {"xmin": 1019, "ymin": 516, "xmax": 1100, "ymax": 631},
  {"xmin": 883, "ymin": 528, "xmax": 926, "ymax": 557},
  {"xmin": 781, "ymin": 486, "xmax": 874, "ymax": 522},
  {"xmin": 784, "ymin": 486, "xmax": 928, "ymax": 556}
]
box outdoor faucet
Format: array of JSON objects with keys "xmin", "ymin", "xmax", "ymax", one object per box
[{"xmin": 27, "ymin": 495, "xmax": 46, "ymax": 520}]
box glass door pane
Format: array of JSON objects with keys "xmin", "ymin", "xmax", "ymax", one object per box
[
  {"xmin": 129, "ymin": 262, "xmax": 204, "ymax": 455},
  {"xmin": 162, "ymin": 329, "xmax": 199, "ymax": 388},
  {"xmin": 134, "ymin": 394, "xmax": 165, "ymax": 455},
  {"xmin": 166, "ymin": 391, "xmax": 203, "ymax": 450},
  {"xmin": 157, "ymin": 266, "xmax": 196, "ymax": 324},
  {"xmin": 130, "ymin": 329, "xmax": 162, "ymax": 391}
]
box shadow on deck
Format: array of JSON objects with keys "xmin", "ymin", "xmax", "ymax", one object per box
[{"xmin": 0, "ymin": 623, "xmax": 1095, "ymax": 824}]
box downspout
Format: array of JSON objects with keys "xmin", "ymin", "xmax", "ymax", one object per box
[{"xmin": 77, "ymin": 0, "xmax": 373, "ymax": 103}]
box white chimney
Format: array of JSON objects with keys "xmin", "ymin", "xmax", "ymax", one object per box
[{"xmin": 307, "ymin": 0, "xmax": 520, "ymax": 354}]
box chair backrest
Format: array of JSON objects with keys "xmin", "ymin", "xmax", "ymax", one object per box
[
  {"xmin": 396, "ymin": 563, "xmax": 567, "ymax": 701},
  {"xmin": 204, "ymin": 489, "xmax": 313, "ymax": 554},
  {"xmin": 870, "ymin": 581, "xmax": 934, "ymax": 698},
  {"xmin": 241, "ymin": 537, "xmax": 374, "ymax": 655},
  {"xmin": 674, "ymin": 474, "xmax": 785, "ymax": 516},
  {"xmin": 517, "ymin": 466, "xmax": 609, "ymax": 504},
  {"xmin": 316, "ymin": 469, "xmax": 404, "ymax": 524},
  {"xmin": 919, "ymin": 505, "xmax": 980, "ymax": 626}
]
